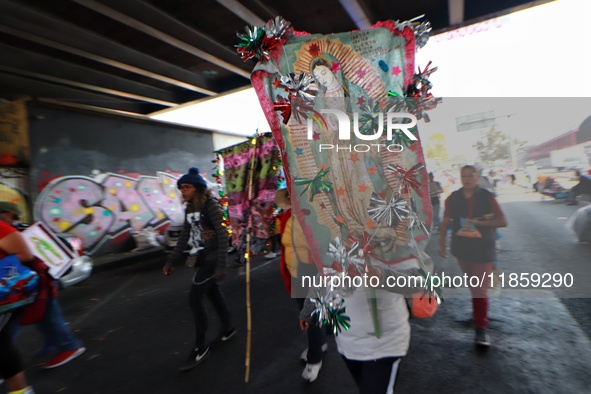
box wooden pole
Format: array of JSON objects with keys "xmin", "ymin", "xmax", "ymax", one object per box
[
  {"xmin": 244, "ymin": 232, "xmax": 252, "ymax": 382},
  {"xmin": 244, "ymin": 136, "xmax": 258, "ymax": 383}
]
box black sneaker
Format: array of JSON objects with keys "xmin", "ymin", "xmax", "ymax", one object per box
[
  {"xmin": 232, "ymin": 258, "xmax": 245, "ymax": 268},
  {"xmin": 179, "ymin": 346, "xmax": 209, "ymax": 371},
  {"xmin": 211, "ymin": 328, "xmax": 237, "ymax": 348},
  {"xmin": 475, "ymin": 328, "xmax": 490, "ymax": 347}
]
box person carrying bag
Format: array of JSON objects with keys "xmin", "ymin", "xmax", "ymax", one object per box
[{"xmin": 0, "ymin": 201, "xmax": 36, "ymax": 393}]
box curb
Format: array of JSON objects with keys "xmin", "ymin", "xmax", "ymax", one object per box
[
  {"xmin": 91, "ymin": 247, "xmax": 167, "ymax": 273},
  {"xmin": 89, "ymin": 248, "xmax": 278, "ymax": 276}
]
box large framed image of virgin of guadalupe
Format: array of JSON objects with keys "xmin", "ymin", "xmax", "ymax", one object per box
[{"xmin": 251, "ymin": 21, "xmax": 434, "ymax": 284}]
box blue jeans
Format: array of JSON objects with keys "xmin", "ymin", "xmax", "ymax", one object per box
[
  {"xmin": 11, "ymin": 298, "xmax": 81, "ymax": 352},
  {"xmin": 432, "ymin": 203, "xmax": 440, "ymax": 229},
  {"xmin": 38, "ymin": 298, "xmax": 81, "ymax": 351}
]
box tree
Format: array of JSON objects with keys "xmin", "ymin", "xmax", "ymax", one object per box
[
  {"xmin": 474, "ymin": 127, "xmax": 508, "ymax": 165},
  {"xmin": 424, "ymin": 133, "xmax": 449, "ymax": 164},
  {"xmin": 474, "ymin": 127, "xmax": 527, "ymax": 168}
]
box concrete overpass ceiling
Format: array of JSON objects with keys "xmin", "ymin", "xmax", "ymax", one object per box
[{"xmin": 0, "ymin": 0, "xmax": 552, "ymax": 117}]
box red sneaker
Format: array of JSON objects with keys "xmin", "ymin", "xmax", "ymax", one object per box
[{"xmin": 42, "ymin": 347, "xmax": 86, "ymax": 369}]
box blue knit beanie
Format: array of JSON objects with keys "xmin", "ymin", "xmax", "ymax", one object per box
[{"xmin": 177, "ymin": 167, "xmax": 207, "ymax": 188}]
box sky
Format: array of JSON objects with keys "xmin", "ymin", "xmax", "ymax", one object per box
[{"xmin": 151, "ymin": 0, "xmax": 591, "ymax": 151}]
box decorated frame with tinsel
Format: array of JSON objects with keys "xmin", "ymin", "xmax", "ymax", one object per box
[
  {"xmin": 237, "ymin": 17, "xmax": 444, "ymax": 337},
  {"xmin": 242, "ymin": 18, "xmax": 437, "ymax": 271}
]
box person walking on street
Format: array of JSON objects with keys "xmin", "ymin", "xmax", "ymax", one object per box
[
  {"xmin": 566, "ymin": 169, "xmax": 591, "ymax": 205},
  {"xmin": 299, "ymin": 269, "xmax": 411, "ymax": 393},
  {"xmin": 0, "ymin": 202, "xmax": 35, "ymax": 394},
  {"xmin": 275, "ymin": 188, "xmax": 327, "ymax": 383},
  {"xmin": 1, "ymin": 202, "xmax": 86, "ymax": 370},
  {"xmin": 428, "ymin": 172, "xmax": 444, "ymax": 231},
  {"xmin": 162, "ymin": 168, "xmax": 235, "ymax": 371},
  {"xmin": 438, "ymin": 165, "xmax": 507, "ymax": 346},
  {"xmin": 265, "ymin": 213, "xmax": 282, "ymax": 259}
]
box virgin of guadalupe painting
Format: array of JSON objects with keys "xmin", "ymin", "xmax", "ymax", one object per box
[{"xmin": 251, "ymin": 22, "xmax": 433, "ymax": 279}]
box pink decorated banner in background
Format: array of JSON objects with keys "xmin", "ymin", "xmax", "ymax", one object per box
[{"xmin": 219, "ymin": 134, "xmax": 281, "ymax": 250}]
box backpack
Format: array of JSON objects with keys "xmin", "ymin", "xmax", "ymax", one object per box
[{"xmin": 0, "ymin": 254, "xmax": 39, "ymax": 314}]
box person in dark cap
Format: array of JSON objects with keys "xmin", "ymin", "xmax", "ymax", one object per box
[{"xmin": 162, "ymin": 168, "xmax": 235, "ymax": 371}]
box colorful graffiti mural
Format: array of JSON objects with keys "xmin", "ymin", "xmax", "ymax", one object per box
[{"xmin": 34, "ymin": 172, "xmax": 185, "ymax": 254}]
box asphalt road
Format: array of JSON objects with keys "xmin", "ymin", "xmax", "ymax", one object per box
[{"xmin": 6, "ymin": 184, "xmax": 591, "ymax": 394}]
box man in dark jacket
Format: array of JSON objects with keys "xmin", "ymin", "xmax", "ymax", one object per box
[{"xmin": 438, "ymin": 166, "xmax": 507, "ymax": 346}]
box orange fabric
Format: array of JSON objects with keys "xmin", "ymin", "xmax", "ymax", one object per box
[
  {"xmin": 281, "ymin": 212, "xmax": 310, "ymax": 276},
  {"xmin": 278, "ymin": 210, "xmax": 292, "ymax": 294},
  {"xmin": 272, "ymin": 217, "xmax": 281, "ymax": 236}
]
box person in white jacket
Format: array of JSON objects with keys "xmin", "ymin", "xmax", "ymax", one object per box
[{"xmin": 300, "ymin": 264, "xmax": 414, "ymax": 394}]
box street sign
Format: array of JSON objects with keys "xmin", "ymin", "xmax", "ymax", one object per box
[{"xmin": 456, "ymin": 111, "xmax": 496, "ymax": 132}]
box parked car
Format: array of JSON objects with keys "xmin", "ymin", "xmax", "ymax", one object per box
[
  {"xmin": 56, "ymin": 233, "xmax": 93, "ymax": 289},
  {"xmin": 162, "ymin": 223, "xmax": 184, "ymax": 251}
]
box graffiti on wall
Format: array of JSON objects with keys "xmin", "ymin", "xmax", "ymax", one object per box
[
  {"xmin": 0, "ymin": 168, "xmax": 30, "ymax": 223},
  {"xmin": 34, "ymin": 171, "xmax": 185, "ymax": 254}
]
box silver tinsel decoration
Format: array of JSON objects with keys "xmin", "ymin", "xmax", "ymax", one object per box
[
  {"xmin": 280, "ymin": 72, "xmax": 317, "ymax": 100},
  {"xmin": 309, "ymin": 283, "xmax": 351, "ymax": 335},
  {"xmin": 407, "ymin": 211, "xmax": 430, "ymax": 236},
  {"xmin": 264, "ymin": 16, "xmax": 293, "ymax": 40},
  {"xmin": 395, "ymin": 15, "xmax": 432, "ymax": 50},
  {"xmin": 367, "ymin": 192, "xmax": 410, "ymax": 226},
  {"xmin": 327, "ymin": 237, "xmax": 365, "ymax": 275}
]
